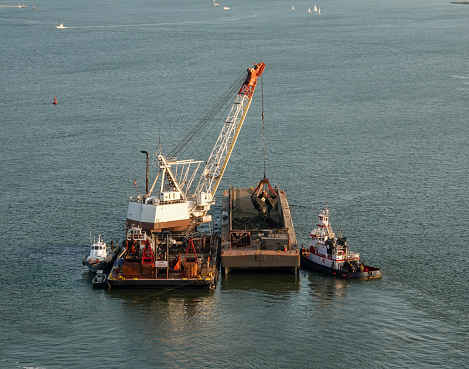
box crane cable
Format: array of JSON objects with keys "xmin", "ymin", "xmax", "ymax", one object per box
[
  {"xmin": 169, "ymin": 71, "xmax": 248, "ymax": 159},
  {"xmin": 261, "ymin": 74, "xmax": 266, "ymax": 179}
]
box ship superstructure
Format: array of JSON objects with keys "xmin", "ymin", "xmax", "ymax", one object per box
[{"xmin": 307, "ymin": 205, "xmax": 359, "ymax": 271}]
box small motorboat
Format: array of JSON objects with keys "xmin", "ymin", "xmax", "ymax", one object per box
[
  {"xmin": 92, "ymin": 270, "xmax": 107, "ymax": 286},
  {"xmin": 300, "ymin": 205, "xmax": 382, "ymax": 280},
  {"xmin": 83, "ymin": 234, "xmax": 120, "ymax": 273},
  {"xmin": 56, "ymin": 23, "xmax": 67, "ymax": 29}
]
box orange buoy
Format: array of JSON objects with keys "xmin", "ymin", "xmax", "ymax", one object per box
[{"xmin": 53, "ymin": 97, "xmax": 58, "ymax": 105}]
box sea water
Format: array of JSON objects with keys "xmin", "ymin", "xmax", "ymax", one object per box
[{"xmin": 1, "ymin": 0, "xmax": 468, "ymax": 367}]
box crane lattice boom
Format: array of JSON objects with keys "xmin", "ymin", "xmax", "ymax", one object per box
[
  {"xmin": 195, "ymin": 62, "xmax": 265, "ymax": 198},
  {"xmin": 126, "ymin": 62, "xmax": 265, "ymax": 234}
]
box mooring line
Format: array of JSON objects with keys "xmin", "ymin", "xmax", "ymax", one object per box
[{"xmin": 132, "ymin": 280, "xmax": 198, "ymax": 302}]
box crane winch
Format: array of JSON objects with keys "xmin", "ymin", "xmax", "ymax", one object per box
[{"xmin": 126, "ymin": 62, "xmax": 265, "ymax": 234}]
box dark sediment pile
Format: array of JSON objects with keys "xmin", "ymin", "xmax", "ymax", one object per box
[{"xmin": 232, "ymin": 215, "xmax": 282, "ymax": 230}]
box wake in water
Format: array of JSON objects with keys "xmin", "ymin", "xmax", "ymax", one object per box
[{"xmin": 451, "ymin": 75, "xmax": 469, "ymax": 91}]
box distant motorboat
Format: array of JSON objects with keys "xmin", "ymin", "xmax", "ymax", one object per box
[
  {"xmin": 56, "ymin": 23, "xmax": 67, "ymax": 29},
  {"xmin": 223, "ymin": 6, "xmax": 229, "ymax": 10}
]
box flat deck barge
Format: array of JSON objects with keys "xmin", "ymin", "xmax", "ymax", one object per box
[{"xmin": 220, "ymin": 180, "xmax": 300, "ymax": 274}]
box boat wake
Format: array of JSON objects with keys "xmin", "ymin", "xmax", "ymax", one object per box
[
  {"xmin": 55, "ymin": 13, "xmax": 267, "ymax": 30},
  {"xmin": 451, "ymin": 75, "xmax": 469, "ymax": 91}
]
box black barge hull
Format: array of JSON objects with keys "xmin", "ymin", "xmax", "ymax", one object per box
[
  {"xmin": 107, "ymin": 268, "xmax": 219, "ymax": 289},
  {"xmin": 300, "ymin": 252, "xmax": 382, "ymax": 280},
  {"xmin": 107, "ymin": 277, "xmax": 216, "ymax": 289}
]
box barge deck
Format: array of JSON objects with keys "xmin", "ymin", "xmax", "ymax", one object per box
[
  {"xmin": 220, "ymin": 179, "xmax": 300, "ymax": 274},
  {"xmin": 107, "ymin": 231, "xmax": 220, "ymax": 289}
]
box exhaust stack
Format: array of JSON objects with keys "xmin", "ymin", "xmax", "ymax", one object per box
[{"xmin": 140, "ymin": 150, "xmax": 149, "ymax": 195}]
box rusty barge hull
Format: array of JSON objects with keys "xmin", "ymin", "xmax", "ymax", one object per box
[{"xmin": 221, "ymin": 185, "xmax": 300, "ymax": 274}]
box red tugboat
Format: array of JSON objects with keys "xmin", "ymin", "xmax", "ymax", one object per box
[{"xmin": 300, "ymin": 205, "xmax": 382, "ymax": 280}]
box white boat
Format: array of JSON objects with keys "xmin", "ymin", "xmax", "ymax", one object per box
[
  {"xmin": 223, "ymin": 6, "xmax": 230, "ymax": 10},
  {"xmin": 92, "ymin": 270, "xmax": 107, "ymax": 286},
  {"xmin": 318, "ymin": 8, "xmax": 321, "ymax": 15},
  {"xmin": 212, "ymin": 0, "xmax": 219, "ymax": 6},
  {"xmin": 56, "ymin": 23, "xmax": 67, "ymax": 29},
  {"xmin": 292, "ymin": 4, "xmax": 295, "ymax": 10},
  {"xmin": 83, "ymin": 234, "xmax": 120, "ymax": 273},
  {"xmin": 307, "ymin": 7, "xmax": 312, "ymax": 13},
  {"xmin": 313, "ymin": 5, "xmax": 317, "ymax": 11},
  {"xmin": 300, "ymin": 205, "xmax": 382, "ymax": 280}
]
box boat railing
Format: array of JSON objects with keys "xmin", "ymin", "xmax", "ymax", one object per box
[
  {"xmin": 128, "ymin": 234, "xmax": 152, "ymax": 243},
  {"xmin": 345, "ymin": 252, "xmax": 360, "ymax": 260}
]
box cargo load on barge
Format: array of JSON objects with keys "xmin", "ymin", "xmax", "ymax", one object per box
[
  {"xmin": 107, "ymin": 226, "xmax": 218, "ymax": 288},
  {"xmin": 221, "ymin": 177, "xmax": 300, "ymax": 274},
  {"xmin": 300, "ymin": 205, "xmax": 382, "ymax": 280},
  {"xmin": 106, "ymin": 62, "xmax": 266, "ymax": 288}
]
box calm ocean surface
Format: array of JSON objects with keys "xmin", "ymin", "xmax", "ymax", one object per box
[{"xmin": 1, "ymin": 0, "xmax": 468, "ymax": 367}]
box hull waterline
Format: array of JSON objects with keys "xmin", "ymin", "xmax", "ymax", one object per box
[{"xmin": 300, "ymin": 251, "xmax": 382, "ymax": 280}]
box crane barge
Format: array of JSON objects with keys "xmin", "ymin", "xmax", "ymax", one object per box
[{"xmin": 107, "ymin": 62, "xmax": 265, "ymax": 288}]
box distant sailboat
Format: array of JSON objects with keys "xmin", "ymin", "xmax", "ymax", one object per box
[
  {"xmin": 307, "ymin": 7, "xmax": 312, "ymax": 13},
  {"xmin": 313, "ymin": 5, "xmax": 317, "ymax": 12},
  {"xmin": 212, "ymin": 0, "xmax": 219, "ymax": 6},
  {"xmin": 292, "ymin": 4, "xmax": 295, "ymax": 10},
  {"xmin": 318, "ymin": 7, "xmax": 321, "ymax": 15}
]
